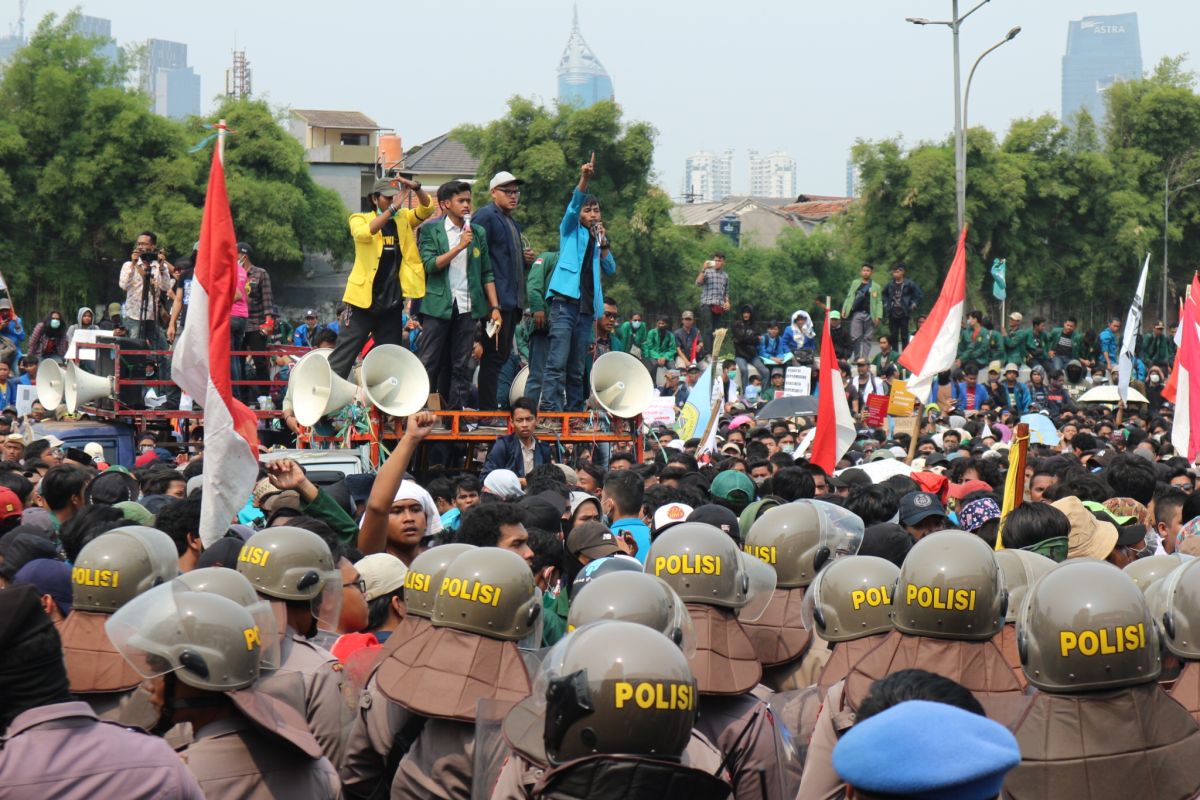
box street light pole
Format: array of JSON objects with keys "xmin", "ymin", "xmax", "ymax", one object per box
[{"xmin": 963, "ymin": 27, "xmax": 1022, "ymax": 136}]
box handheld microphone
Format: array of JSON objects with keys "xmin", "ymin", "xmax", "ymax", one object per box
[
  {"xmin": 592, "ymin": 223, "xmax": 606, "ymax": 248},
  {"xmin": 463, "ymin": 212, "xmax": 471, "ymax": 232}
]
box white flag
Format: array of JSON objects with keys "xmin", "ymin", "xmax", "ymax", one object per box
[{"xmin": 1118, "ymin": 254, "xmax": 1149, "ymax": 404}]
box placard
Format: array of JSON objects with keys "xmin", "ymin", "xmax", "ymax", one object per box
[
  {"xmin": 65, "ymin": 328, "xmax": 113, "ymax": 361},
  {"xmin": 783, "ymin": 366, "xmax": 811, "ymax": 397},
  {"xmin": 887, "ymin": 379, "xmax": 917, "ymax": 416},
  {"xmin": 15, "ymin": 384, "xmax": 36, "ymax": 416},
  {"xmin": 865, "ymin": 394, "xmax": 889, "ymax": 428},
  {"xmin": 641, "ymin": 395, "xmax": 676, "ymax": 426}
]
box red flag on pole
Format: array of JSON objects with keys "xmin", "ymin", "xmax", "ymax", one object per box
[
  {"xmin": 1170, "ymin": 273, "xmax": 1200, "ymax": 462},
  {"xmin": 171, "ymin": 143, "xmax": 259, "ymax": 546},
  {"xmin": 899, "ymin": 226, "xmax": 968, "ymax": 400},
  {"xmin": 811, "ymin": 314, "xmax": 855, "ymax": 474}
]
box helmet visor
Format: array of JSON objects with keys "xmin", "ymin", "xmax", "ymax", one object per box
[
  {"xmin": 104, "ymin": 581, "xmax": 188, "ymax": 680},
  {"xmin": 814, "ymin": 500, "xmax": 864, "ymax": 562},
  {"xmin": 737, "ymin": 550, "xmax": 778, "ymax": 622},
  {"xmin": 310, "ymin": 570, "xmax": 343, "ymax": 628},
  {"xmin": 516, "ymin": 587, "xmax": 545, "ymax": 651},
  {"xmin": 247, "ymin": 598, "xmax": 281, "ymax": 669}
]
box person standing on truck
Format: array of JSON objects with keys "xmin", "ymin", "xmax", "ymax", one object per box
[{"xmin": 239, "ymin": 243, "xmax": 275, "ymax": 404}]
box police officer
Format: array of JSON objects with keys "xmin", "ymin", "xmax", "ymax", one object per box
[
  {"xmin": 491, "ymin": 571, "xmax": 725, "ymax": 799},
  {"xmin": 236, "ymin": 525, "xmax": 349, "ymax": 768},
  {"xmin": 530, "ymin": 621, "xmax": 732, "ymax": 799},
  {"xmin": 57, "ymin": 526, "xmax": 179, "ymax": 722},
  {"xmin": 375, "ymin": 547, "xmax": 541, "ymax": 798},
  {"xmin": 648, "ymin": 522, "xmax": 790, "ymax": 800},
  {"xmin": 994, "ymin": 549, "xmax": 1055, "ymax": 686},
  {"xmin": 341, "ymin": 543, "xmax": 477, "ymax": 798},
  {"xmin": 1123, "ymin": 552, "xmax": 1188, "ymax": 593},
  {"xmin": 741, "ymin": 501, "xmax": 863, "ymax": 691},
  {"xmin": 1144, "ymin": 557, "xmax": 1200, "ymax": 721},
  {"xmin": 1007, "ymin": 559, "xmax": 1200, "ymax": 798},
  {"xmin": 798, "ymin": 531, "xmax": 1024, "ymax": 799},
  {"xmin": 106, "ymin": 577, "xmax": 341, "ymax": 798}
]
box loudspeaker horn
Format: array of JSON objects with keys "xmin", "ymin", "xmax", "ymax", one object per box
[
  {"xmin": 589, "ymin": 351, "xmax": 655, "ymax": 419},
  {"xmin": 509, "ymin": 365, "xmax": 530, "ymax": 406},
  {"xmin": 289, "ymin": 349, "xmax": 358, "ymax": 427},
  {"xmin": 65, "ymin": 362, "xmax": 115, "ymax": 413},
  {"xmin": 36, "ymin": 360, "xmax": 65, "ymax": 410},
  {"xmin": 360, "ymin": 344, "xmax": 430, "ymax": 417}
]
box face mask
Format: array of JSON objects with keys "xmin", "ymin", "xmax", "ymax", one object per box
[
  {"xmin": 49, "ymin": 319, "xmax": 61, "ymax": 330},
  {"xmin": 1151, "ymin": 373, "xmax": 1163, "ymax": 384},
  {"xmin": 752, "ymin": 475, "xmax": 767, "ymax": 486},
  {"xmin": 781, "ymin": 444, "xmax": 795, "ymax": 454},
  {"xmin": 140, "ymin": 445, "xmax": 155, "ymax": 453},
  {"xmin": 727, "ymin": 370, "xmax": 737, "ymax": 379},
  {"xmin": 631, "ymin": 320, "xmax": 641, "ymax": 330}
]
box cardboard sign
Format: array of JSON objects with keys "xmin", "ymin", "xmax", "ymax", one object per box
[
  {"xmin": 65, "ymin": 329, "xmax": 113, "ymax": 361},
  {"xmin": 865, "ymin": 394, "xmax": 889, "ymax": 428},
  {"xmin": 642, "ymin": 395, "xmax": 677, "ymax": 426},
  {"xmin": 15, "ymin": 384, "xmax": 36, "ymax": 416},
  {"xmin": 891, "ymin": 414, "xmax": 919, "ymax": 438},
  {"xmin": 888, "ymin": 380, "xmax": 917, "ymax": 416},
  {"xmin": 783, "ymin": 366, "xmax": 812, "ymax": 397}
]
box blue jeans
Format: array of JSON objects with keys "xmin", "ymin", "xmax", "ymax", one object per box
[
  {"xmin": 524, "ymin": 330, "xmax": 549, "ymax": 406},
  {"xmin": 540, "ymin": 298, "xmax": 592, "ymax": 412},
  {"xmin": 735, "ymin": 356, "xmax": 768, "ymax": 387}
]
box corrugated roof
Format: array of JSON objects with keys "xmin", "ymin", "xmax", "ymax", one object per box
[
  {"xmin": 404, "ymin": 133, "xmax": 480, "ymax": 176},
  {"xmin": 291, "ymin": 109, "xmax": 380, "ymax": 130},
  {"xmin": 670, "ymin": 198, "xmax": 794, "ymax": 227},
  {"xmin": 781, "ymin": 196, "xmax": 854, "ymax": 220}
]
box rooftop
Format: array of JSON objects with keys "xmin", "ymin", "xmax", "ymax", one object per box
[
  {"xmin": 404, "ymin": 133, "xmax": 480, "ymax": 177},
  {"xmin": 670, "ymin": 197, "xmax": 795, "ymax": 227},
  {"xmin": 781, "ymin": 195, "xmax": 854, "ymax": 220},
  {"xmin": 291, "ymin": 109, "xmax": 380, "ymax": 130}
]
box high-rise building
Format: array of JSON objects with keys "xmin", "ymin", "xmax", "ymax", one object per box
[
  {"xmin": 557, "ymin": 6, "xmax": 614, "ymax": 109},
  {"xmin": 140, "ymin": 39, "xmax": 201, "ymax": 120},
  {"xmin": 74, "ymin": 15, "xmax": 118, "ymax": 64},
  {"xmin": 1061, "ymin": 12, "xmax": 1141, "ymax": 126},
  {"xmin": 683, "ymin": 150, "xmax": 733, "ymax": 203},
  {"xmin": 846, "ymin": 159, "xmax": 861, "ymax": 198},
  {"xmin": 748, "ymin": 150, "xmax": 798, "ymax": 199}
]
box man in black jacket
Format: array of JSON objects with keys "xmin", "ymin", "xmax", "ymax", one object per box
[
  {"xmin": 731, "ymin": 304, "xmax": 766, "ymax": 389},
  {"xmin": 883, "ymin": 263, "xmax": 923, "ymax": 351},
  {"xmin": 481, "ymin": 397, "xmax": 554, "ymax": 482}
]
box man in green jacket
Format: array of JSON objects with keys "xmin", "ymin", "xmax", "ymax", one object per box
[
  {"xmin": 1047, "ymin": 317, "xmax": 1086, "ymax": 372},
  {"xmin": 1001, "ymin": 311, "xmax": 1039, "ymax": 365},
  {"xmin": 642, "ymin": 316, "xmax": 678, "ymax": 385},
  {"xmin": 1142, "ymin": 320, "xmax": 1176, "ymax": 367},
  {"xmin": 842, "ymin": 263, "xmax": 883, "ymax": 361},
  {"xmin": 617, "ymin": 311, "xmax": 648, "ymax": 357},
  {"xmin": 958, "ymin": 310, "xmax": 990, "ymax": 366},
  {"xmin": 416, "ymin": 180, "xmax": 500, "ymax": 409},
  {"xmin": 523, "ymin": 250, "xmax": 558, "ymax": 404}
]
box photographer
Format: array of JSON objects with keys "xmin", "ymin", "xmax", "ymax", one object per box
[{"xmin": 117, "ymin": 231, "xmax": 173, "ymax": 386}]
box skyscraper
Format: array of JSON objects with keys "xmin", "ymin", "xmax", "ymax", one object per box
[
  {"xmin": 684, "ymin": 150, "xmax": 733, "ymax": 203},
  {"xmin": 1061, "ymin": 13, "xmax": 1142, "ymax": 126},
  {"xmin": 557, "ymin": 6, "xmax": 614, "ymax": 109},
  {"xmin": 846, "ymin": 159, "xmax": 861, "ymax": 198},
  {"xmin": 748, "ymin": 150, "xmax": 798, "ymax": 199},
  {"xmin": 74, "ymin": 15, "xmax": 118, "ymax": 64},
  {"xmin": 140, "ymin": 39, "xmax": 201, "ymax": 120}
]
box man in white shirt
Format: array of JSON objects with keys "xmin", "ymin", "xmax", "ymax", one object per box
[{"xmin": 118, "ymin": 231, "xmax": 174, "ymax": 385}]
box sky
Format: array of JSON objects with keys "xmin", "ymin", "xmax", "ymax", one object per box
[{"xmin": 9, "ymin": 1, "xmax": 1198, "ymax": 198}]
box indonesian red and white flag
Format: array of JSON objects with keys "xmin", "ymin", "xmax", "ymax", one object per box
[
  {"xmin": 1164, "ymin": 279, "xmax": 1197, "ymax": 405},
  {"xmin": 1171, "ymin": 273, "xmax": 1200, "ymax": 463},
  {"xmin": 172, "ymin": 146, "xmax": 259, "ymax": 546},
  {"xmin": 810, "ymin": 314, "xmax": 855, "ymax": 474},
  {"xmin": 899, "ymin": 226, "xmax": 968, "ymax": 400}
]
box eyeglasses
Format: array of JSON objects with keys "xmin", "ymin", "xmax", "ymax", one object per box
[
  {"xmin": 343, "ymin": 577, "xmax": 367, "ymax": 594},
  {"xmin": 497, "ymin": 188, "xmax": 521, "ymax": 197},
  {"xmin": 603, "ymin": 312, "xmax": 618, "ymax": 320}
]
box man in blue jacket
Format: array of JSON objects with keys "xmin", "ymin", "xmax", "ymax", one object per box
[
  {"xmin": 481, "ymin": 397, "xmax": 553, "ymax": 481},
  {"xmin": 472, "ymin": 171, "xmax": 536, "ymax": 410},
  {"xmin": 540, "ymin": 155, "xmax": 617, "ymax": 413}
]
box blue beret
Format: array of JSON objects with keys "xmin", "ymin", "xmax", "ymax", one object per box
[{"xmin": 833, "ymin": 700, "xmax": 1020, "ymax": 800}]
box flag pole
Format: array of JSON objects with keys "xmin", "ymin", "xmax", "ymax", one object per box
[
  {"xmin": 217, "ymin": 118, "xmax": 227, "ymax": 165},
  {"xmin": 995, "ymin": 422, "xmax": 1029, "ymax": 551}
]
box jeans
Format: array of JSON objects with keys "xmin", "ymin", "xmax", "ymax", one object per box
[
  {"xmin": 127, "ymin": 318, "xmax": 172, "ymax": 386},
  {"xmin": 849, "ymin": 312, "xmax": 875, "ymax": 361},
  {"xmin": 697, "ymin": 305, "xmax": 724, "ymax": 356},
  {"xmin": 243, "ymin": 328, "xmax": 270, "ymax": 403},
  {"xmin": 524, "ymin": 330, "xmax": 550, "ymax": 405},
  {"xmin": 540, "ymin": 297, "xmax": 592, "ymax": 412},
  {"xmin": 416, "ymin": 309, "xmax": 476, "ymax": 409},
  {"xmin": 735, "ymin": 356, "xmax": 769, "ymax": 388},
  {"xmin": 230, "ymin": 315, "xmax": 247, "ymax": 393},
  {"xmin": 888, "ymin": 316, "xmax": 911, "ymax": 351}
]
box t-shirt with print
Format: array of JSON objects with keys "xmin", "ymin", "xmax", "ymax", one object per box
[{"xmin": 371, "ymin": 217, "xmax": 401, "ymax": 312}]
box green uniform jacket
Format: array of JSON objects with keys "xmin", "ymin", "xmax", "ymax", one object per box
[
  {"xmin": 643, "ymin": 328, "xmax": 677, "ymax": 361},
  {"xmin": 417, "ymin": 220, "xmax": 494, "ymax": 320},
  {"xmin": 1047, "ymin": 327, "xmax": 1085, "ymax": 360},
  {"xmin": 617, "ymin": 320, "xmax": 648, "ymax": 351},
  {"xmin": 841, "ymin": 279, "xmax": 883, "ymax": 320},
  {"xmin": 526, "ymin": 251, "xmax": 559, "ymax": 316},
  {"xmin": 958, "ymin": 326, "xmax": 990, "ymax": 365},
  {"xmin": 1143, "ymin": 332, "xmax": 1176, "ymax": 366},
  {"xmin": 986, "ymin": 329, "xmax": 1004, "ymax": 363},
  {"xmin": 303, "ymin": 488, "xmax": 359, "ymax": 543},
  {"xmin": 1002, "ymin": 328, "xmax": 1038, "ymax": 365}
]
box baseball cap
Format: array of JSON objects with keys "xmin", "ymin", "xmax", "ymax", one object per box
[
  {"xmin": 689, "ymin": 504, "xmax": 740, "ymax": 541},
  {"xmin": 236, "ymin": 242, "xmax": 252, "ymax": 255},
  {"xmin": 83, "ymin": 442, "xmax": 105, "ymax": 461},
  {"xmin": 355, "ymin": 553, "xmax": 409, "ymax": 601},
  {"xmin": 304, "ymin": 309, "xmax": 318, "ymax": 318},
  {"xmin": 653, "ymin": 502, "xmax": 693, "ymax": 533},
  {"xmin": 557, "ymin": 464, "xmax": 579, "ymax": 487},
  {"xmin": 1003, "ymin": 363, "xmax": 1020, "ymax": 374},
  {"xmin": 1008, "ymin": 311, "xmax": 1023, "ymax": 322},
  {"xmin": 488, "ymin": 171, "xmax": 524, "ymax": 191},
  {"xmin": 106, "ymin": 302, "xmax": 121, "ymax": 316},
  {"xmin": 681, "ymin": 310, "xmax": 695, "ymax": 320},
  {"xmin": 371, "ymin": 177, "xmax": 404, "ymax": 196},
  {"xmin": 566, "ymin": 521, "xmax": 621, "ymax": 560},
  {"xmin": 770, "ymin": 367, "xmax": 784, "ymax": 377},
  {"xmin": 829, "ymin": 310, "xmax": 842, "ymax": 320},
  {"xmin": 710, "ymin": 470, "xmax": 756, "ymax": 504},
  {"xmin": 686, "ymin": 363, "xmax": 700, "ymax": 373},
  {"xmin": 0, "ymin": 487, "xmax": 22, "ymax": 520},
  {"xmin": 14, "ymin": 558, "xmax": 73, "ymax": 616},
  {"xmin": 898, "ymin": 491, "xmax": 948, "ymax": 526}
]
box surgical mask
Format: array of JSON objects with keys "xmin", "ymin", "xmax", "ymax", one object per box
[
  {"xmin": 1151, "ymin": 373, "xmax": 1163, "ymax": 384},
  {"xmin": 49, "ymin": 319, "xmax": 61, "ymax": 330},
  {"xmin": 781, "ymin": 444, "xmax": 795, "ymax": 454},
  {"xmin": 752, "ymin": 475, "xmax": 767, "ymax": 486},
  {"xmin": 727, "ymin": 370, "xmax": 737, "ymax": 379},
  {"xmin": 631, "ymin": 320, "xmax": 641, "ymax": 330},
  {"xmin": 140, "ymin": 445, "xmax": 155, "ymax": 453}
]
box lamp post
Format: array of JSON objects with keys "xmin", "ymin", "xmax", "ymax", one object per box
[
  {"xmin": 906, "ymin": 1, "xmax": 1009, "ymax": 231},
  {"xmin": 963, "ymin": 27, "xmax": 1021, "ymax": 133}
]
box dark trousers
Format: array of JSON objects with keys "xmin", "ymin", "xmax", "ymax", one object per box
[
  {"xmin": 478, "ymin": 308, "xmax": 520, "ymax": 410},
  {"xmin": 417, "ymin": 310, "xmax": 476, "ymax": 409},
  {"xmin": 243, "ymin": 328, "xmax": 270, "ymax": 401},
  {"xmin": 327, "ymin": 304, "xmax": 407, "ymax": 379},
  {"xmin": 697, "ymin": 305, "xmax": 724, "ymax": 357},
  {"xmin": 889, "ymin": 316, "xmax": 911, "ymax": 351}
]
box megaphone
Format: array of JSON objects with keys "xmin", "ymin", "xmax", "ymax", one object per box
[
  {"xmin": 289, "ymin": 349, "xmax": 358, "ymax": 427},
  {"xmin": 65, "ymin": 362, "xmax": 115, "ymax": 413},
  {"xmin": 36, "ymin": 360, "xmax": 65, "ymax": 410},
  {"xmin": 589, "ymin": 351, "xmax": 655, "ymax": 419},
  {"xmin": 509, "ymin": 366, "xmax": 529, "ymax": 406},
  {"xmin": 360, "ymin": 344, "xmax": 430, "ymax": 417}
]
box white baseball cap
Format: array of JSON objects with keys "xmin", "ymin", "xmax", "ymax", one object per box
[
  {"xmin": 355, "ymin": 553, "xmax": 409, "ymax": 601},
  {"xmin": 488, "ymin": 171, "xmax": 524, "ymax": 191},
  {"xmin": 653, "ymin": 502, "xmax": 694, "ymax": 533},
  {"xmin": 83, "ymin": 442, "xmax": 105, "ymax": 460}
]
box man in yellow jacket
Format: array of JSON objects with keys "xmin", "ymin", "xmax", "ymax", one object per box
[{"xmin": 328, "ymin": 176, "xmax": 435, "ymax": 378}]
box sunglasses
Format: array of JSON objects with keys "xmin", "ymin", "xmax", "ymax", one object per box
[{"xmin": 603, "ymin": 312, "xmax": 618, "ymax": 320}]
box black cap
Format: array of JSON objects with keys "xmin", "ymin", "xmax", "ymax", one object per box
[
  {"xmin": 839, "ymin": 468, "xmax": 873, "ymax": 489},
  {"xmin": 236, "ymin": 242, "xmax": 252, "ymax": 255},
  {"xmin": 566, "ymin": 521, "xmax": 622, "ymax": 560},
  {"xmin": 860, "ymin": 523, "xmax": 915, "ymax": 568},
  {"xmin": 898, "ymin": 491, "xmax": 947, "ymax": 526},
  {"xmin": 688, "ymin": 504, "xmax": 741, "ymax": 542}
]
